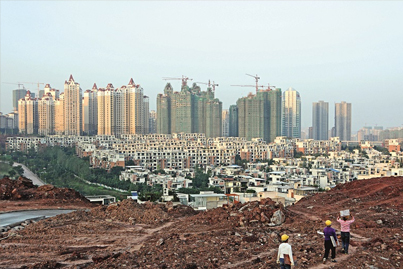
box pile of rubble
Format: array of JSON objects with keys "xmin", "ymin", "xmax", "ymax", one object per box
[
  {"xmin": 86, "ymin": 199, "xmax": 198, "ymax": 226},
  {"xmin": 0, "ymin": 176, "xmax": 91, "ymax": 204},
  {"xmin": 188, "ymin": 198, "xmax": 285, "ymax": 228},
  {"xmin": 1, "ymin": 176, "xmax": 402, "ymax": 269}
]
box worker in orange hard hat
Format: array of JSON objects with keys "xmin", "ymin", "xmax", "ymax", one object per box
[
  {"xmin": 276, "ymin": 234, "xmax": 295, "ymax": 268},
  {"xmin": 323, "ymin": 220, "xmax": 338, "ymax": 264}
]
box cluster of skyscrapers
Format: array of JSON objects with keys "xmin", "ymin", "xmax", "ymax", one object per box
[
  {"xmin": 17, "ymin": 75, "xmax": 151, "ymax": 136},
  {"xmin": 156, "ymin": 81, "xmax": 222, "ymax": 137},
  {"xmin": 311, "ymin": 100, "xmax": 352, "ymax": 141},
  {"xmin": 226, "ymin": 88, "xmax": 282, "ymax": 142},
  {"xmin": 7, "ymin": 75, "xmax": 352, "ymax": 142}
]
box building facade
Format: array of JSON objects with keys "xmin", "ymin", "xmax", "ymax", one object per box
[
  {"xmin": 18, "ymin": 91, "xmax": 38, "ymax": 134},
  {"xmin": 236, "ymin": 88, "xmax": 281, "ymax": 142},
  {"xmin": 37, "ymin": 92, "xmax": 54, "ymax": 136},
  {"xmin": 157, "ymin": 81, "xmax": 222, "ymax": 137},
  {"xmin": 335, "ymin": 101, "xmax": 352, "ymax": 141},
  {"xmin": 64, "ymin": 75, "xmax": 82, "ymax": 136},
  {"xmin": 97, "ymin": 78, "xmax": 148, "ymax": 136},
  {"xmin": 222, "ymin": 109, "xmax": 229, "ymax": 137},
  {"xmin": 149, "ymin": 110, "xmax": 157, "ymax": 134},
  {"xmin": 282, "ymin": 87, "xmax": 301, "ymax": 138},
  {"xmin": 312, "ymin": 101, "xmax": 329, "ymax": 140},
  {"xmin": 82, "ymin": 84, "xmax": 98, "ymax": 135},
  {"xmin": 54, "ymin": 93, "xmax": 65, "ymax": 135},
  {"xmin": 229, "ymin": 105, "xmax": 238, "ymax": 137},
  {"xmin": 13, "ymin": 88, "xmax": 27, "ymax": 112}
]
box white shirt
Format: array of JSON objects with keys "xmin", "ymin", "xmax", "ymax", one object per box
[{"xmin": 277, "ymin": 242, "xmax": 294, "ymax": 264}]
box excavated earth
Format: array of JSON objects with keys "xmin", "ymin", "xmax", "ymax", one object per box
[
  {"xmin": 1, "ymin": 176, "xmax": 403, "ymax": 269},
  {"xmin": 0, "ymin": 176, "xmax": 95, "ymax": 211}
]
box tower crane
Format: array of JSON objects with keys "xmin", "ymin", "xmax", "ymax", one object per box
[
  {"xmin": 21, "ymin": 82, "xmax": 45, "ymax": 97},
  {"xmin": 162, "ymin": 75, "xmax": 192, "ymax": 88},
  {"xmin": 2, "ymin": 82, "xmax": 26, "ymax": 89},
  {"xmin": 231, "ymin": 84, "xmax": 268, "ymax": 91},
  {"xmin": 1, "ymin": 83, "xmax": 26, "ymax": 112},
  {"xmin": 246, "ymin": 73, "xmax": 260, "ymax": 93},
  {"xmin": 194, "ymin": 80, "xmax": 219, "ymax": 92}
]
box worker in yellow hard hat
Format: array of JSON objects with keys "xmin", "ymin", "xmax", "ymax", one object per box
[
  {"xmin": 276, "ymin": 233, "xmax": 295, "ymax": 268},
  {"xmin": 323, "ymin": 220, "xmax": 338, "ymax": 264}
]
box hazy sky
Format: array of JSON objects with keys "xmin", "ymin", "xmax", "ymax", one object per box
[{"xmin": 1, "ymin": 1, "xmax": 402, "ymax": 133}]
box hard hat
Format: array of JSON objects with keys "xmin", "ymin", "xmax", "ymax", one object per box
[
  {"xmin": 325, "ymin": 220, "xmax": 332, "ymax": 226},
  {"xmin": 281, "ymin": 234, "xmax": 289, "ymax": 241}
]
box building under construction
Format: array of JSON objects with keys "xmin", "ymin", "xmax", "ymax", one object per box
[
  {"xmin": 157, "ymin": 79, "xmax": 222, "ymax": 138},
  {"xmin": 235, "ymin": 88, "xmax": 282, "ymax": 143}
]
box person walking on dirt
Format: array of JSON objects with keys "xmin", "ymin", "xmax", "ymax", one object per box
[
  {"xmin": 337, "ymin": 214, "xmax": 355, "ymax": 254},
  {"xmin": 323, "ymin": 220, "xmax": 338, "ymax": 263},
  {"xmin": 277, "ymin": 234, "xmax": 294, "ymax": 269}
]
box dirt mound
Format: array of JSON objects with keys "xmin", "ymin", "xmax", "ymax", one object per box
[
  {"xmin": 187, "ymin": 198, "xmax": 284, "ymax": 228},
  {"xmin": 87, "ymin": 199, "xmax": 197, "ymax": 226},
  {"xmin": 0, "ymin": 176, "xmax": 91, "ymax": 205},
  {"xmin": 295, "ymin": 176, "xmax": 403, "ymax": 229},
  {"xmin": 83, "ymin": 198, "xmax": 286, "ymax": 269},
  {"xmin": 283, "ymin": 176, "xmax": 403, "ymax": 268},
  {"xmin": 0, "ymin": 176, "xmax": 35, "ymax": 200},
  {"xmin": 1, "ymin": 177, "xmax": 403, "ymax": 269}
]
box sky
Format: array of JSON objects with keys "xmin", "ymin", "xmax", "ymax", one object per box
[{"xmin": 1, "ymin": 1, "xmax": 402, "ymax": 133}]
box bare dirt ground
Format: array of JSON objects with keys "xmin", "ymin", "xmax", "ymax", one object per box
[
  {"xmin": 1, "ymin": 176, "xmax": 402, "ymax": 269},
  {"xmin": 0, "ymin": 176, "xmax": 95, "ymax": 212}
]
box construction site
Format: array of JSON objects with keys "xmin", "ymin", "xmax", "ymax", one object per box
[{"xmin": 1, "ymin": 175, "xmax": 402, "ymax": 269}]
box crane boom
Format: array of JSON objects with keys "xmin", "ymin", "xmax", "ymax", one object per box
[
  {"xmin": 21, "ymin": 82, "xmax": 45, "ymax": 97},
  {"xmin": 162, "ymin": 75, "xmax": 192, "ymax": 87},
  {"xmin": 194, "ymin": 80, "xmax": 219, "ymax": 92},
  {"xmin": 245, "ymin": 73, "xmax": 260, "ymax": 93}
]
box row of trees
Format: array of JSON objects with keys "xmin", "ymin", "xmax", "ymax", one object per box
[{"xmin": 5, "ymin": 146, "xmax": 222, "ymax": 201}]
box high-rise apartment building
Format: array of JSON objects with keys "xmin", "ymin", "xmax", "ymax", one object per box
[
  {"xmin": 143, "ymin": 96, "xmax": 150, "ymax": 134},
  {"xmin": 205, "ymin": 99, "xmax": 222, "ymax": 138},
  {"xmin": 64, "ymin": 75, "xmax": 82, "ymax": 136},
  {"xmin": 222, "ymin": 109, "xmax": 229, "ymax": 137},
  {"xmin": 236, "ymin": 88, "xmax": 281, "ymax": 142},
  {"xmin": 18, "ymin": 91, "xmax": 38, "ymax": 134},
  {"xmin": 44, "ymin": 84, "xmax": 60, "ymax": 100},
  {"xmin": 229, "ymin": 105, "xmax": 238, "ymax": 137},
  {"xmin": 335, "ymin": 101, "xmax": 352, "ymax": 141},
  {"xmin": 357, "ymin": 126, "xmax": 383, "ymax": 141},
  {"xmin": 38, "ymin": 92, "xmax": 54, "ymax": 136},
  {"xmin": 13, "ymin": 88, "xmax": 27, "ymax": 111},
  {"xmin": 282, "ymin": 87, "xmax": 301, "ymax": 138},
  {"xmin": 149, "ymin": 110, "xmax": 157, "ymax": 134},
  {"xmin": 54, "ymin": 93, "xmax": 65, "ymax": 135},
  {"xmin": 97, "ymin": 83, "xmax": 115, "ymax": 135},
  {"xmin": 133, "ymin": 86, "xmax": 145, "ymax": 134},
  {"xmin": 157, "ymin": 81, "xmax": 222, "ymax": 137},
  {"xmin": 312, "ymin": 101, "xmax": 329, "ymax": 140},
  {"xmin": 97, "ymin": 78, "xmax": 148, "ymax": 136},
  {"xmin": 82, "ymin": 83, "xmax": 98, "ymax": 135}
]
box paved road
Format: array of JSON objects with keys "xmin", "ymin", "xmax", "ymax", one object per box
[
  {"xmin": 0, "ymin": 209, "xmax": 74, "ymax": 227},
  {"xmin": 13, "ymin": 162, "xmax": 45, "ymax": 186}
]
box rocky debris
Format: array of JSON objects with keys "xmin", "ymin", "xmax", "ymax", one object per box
[
  {"xmin": 187, "ymin": 198, "xmax": 285, "ymax": 229},
  {"xmin": 19, "ymin": 260, "xmax": 62, "ymax": 269},
  {"xmin": 0, "ymin": 176, "xmax": 402, "ymax": 269},
  {"xmin": 85, "ymin": 199, "xmax": 197, "ymax": 226},
  {"xmin": 0, "ymin": 176, "xmax": 92, "ymax": 207}
]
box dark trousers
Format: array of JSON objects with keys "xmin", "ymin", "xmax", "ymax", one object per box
[
  {"xmin": 341, "ymin": 232, "xmax": 350, "ymax": 253},
  {"xmin": 279, "ymin": 259, "xmax": 291, "ymax": 269},
  {"xmin": 324, "ymin": 240, "xmax": 336, "ymax": 259}
]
